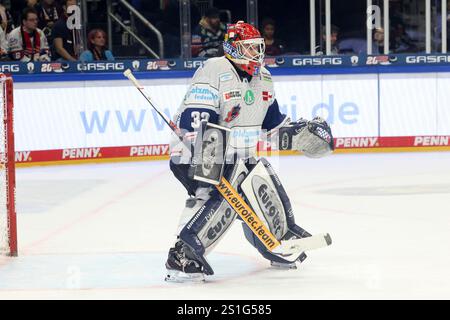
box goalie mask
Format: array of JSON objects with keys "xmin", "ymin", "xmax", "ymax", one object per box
[{"xmin": 223, "ymin": 21, "xmax": 265, "ymax": 76}]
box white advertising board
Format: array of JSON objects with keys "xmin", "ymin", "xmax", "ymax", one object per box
[{"xmin": 13, "ymin": 72, "xmax": 450, "ymax": 152}]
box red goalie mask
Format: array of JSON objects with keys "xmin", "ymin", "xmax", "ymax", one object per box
[{"xmin": 223, "ymin": 21, "xmax": 265, "ymax": 76}]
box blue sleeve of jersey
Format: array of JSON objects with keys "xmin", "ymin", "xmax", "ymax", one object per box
[
  {"xmin": 179, "ymin": 107, "xmax": 219, "ymax": 132},
  {"xmin": 262, "ymin": 99, "xmax": 287, "ymax": 131},
  {"xmin": 172, "ymin": 107, "xmax": 219, "ymax": 196}
]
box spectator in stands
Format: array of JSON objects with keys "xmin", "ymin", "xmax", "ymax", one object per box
[
  {"xmin": 191, "ymin": 7, "xmax": 226, "ymax": 58},
  {"xmin": 315, "ymin": 24, "xmax": 340, "ymax": 55},
  {"xmin": 10, "ymin": 1, "xmax": 38, "ymax": 28},
  {"xmin": 80, "ymin": 29, "xmax": 114, "ymax": 62},
  {"xmin": 261, "ymin": 18, "xmax": 286, "ymax": 56},
  {"xmin": 0, "ymin": 1, "xmax": 8, "ymax": 31},
  {"xmin": 10, "ymin": 1, "xmax": 25, "ymax": 21},
  {"xmin": 25, "ymin": 0, "xmax": 39, "ymax": 10},
  {"xmin": 338, "ymin": 27, "xmax": 385, "ymax": 55},
  {"xmin": 155, "ymin": 0, "xmax": 200, "ymax": 58},
  {"xmin": 0, "ymin": 26, "xmax": 7, "ymax": 59},
  {"xmin": 372, "ymin": 27, "xmax": 385, "ymax": 54},
  {"xmin": 433, "ymin": 0, "xmax": 450, "ymax": 51},
  {"xmin": 337, "ymin": 38, "xmax": 365, "ymax": 54},
  {"xmin": 52, "ymin": 0, "xmax": 77, "ymax": 61},
  {"xmin": 7, "ymin": 8, "xmax": 51, "ymax": 62},
  {"xmin": 0, "ymin": 0, "xmax": 14, "ymax": 33},
  {"xmin": 390, "ymin": 0, "xmax": 406, "ymax": 28},
  {"xmin": 36, "ymin": 0, "xmax": 64, "ymax": 41},
  {"xmin": 391, "ymin": 22, "xmax": 418, "ymax": 53}
]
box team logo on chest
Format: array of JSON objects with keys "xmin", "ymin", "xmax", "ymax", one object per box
[
  {"xmin": 244, "ymin": 89, "xmax": 255, "ymax": 105},
  {"xmin": 224, "ymin": 104, "xmax": 241, "ymax": 122}
]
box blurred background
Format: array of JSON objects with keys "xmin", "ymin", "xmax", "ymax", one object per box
[{"xmin": 2, "ymin": 0, "xmax": 449, "ymax": 61}]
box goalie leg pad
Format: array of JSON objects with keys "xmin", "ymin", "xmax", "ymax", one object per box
[
  {"xmin": 240, "ymin": 158, "xmax": 311, "ymax": 264},
  {"xmin": 179, "ymin": 189, "xmax": 235, "ymax": 275},
  {"xmin": 177, "ymin": 160, "xmax": 248, "ymax": 274}
]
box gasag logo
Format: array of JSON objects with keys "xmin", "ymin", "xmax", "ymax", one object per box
[
  {"xmin": 0, "ymin": 64, "xmax": 20, "ymax": 73},
  {"xmin": 77, "ymin": 62, "xmax": 125, "ymax": 71},
  {"xmin": 184, "ymin": 60, "xmax": 204, "ymax": 69},
  {"xmin": 406, "ymin": 55, "xmax": 450, "ymax": 64},
  {"xmin": 293, "ymin": 57, "xmax": 342, "ymax": 66}
]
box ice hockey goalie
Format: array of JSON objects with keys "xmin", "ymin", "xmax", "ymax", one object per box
[{"xmin": 165, "ymin": 21, "xmax": 334, "ymax": 282}]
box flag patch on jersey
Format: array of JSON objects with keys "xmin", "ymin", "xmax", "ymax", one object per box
[
  {"xmin": 223, "ymin": 90, "xmax": 242, "ymax": 102},
  {"xmin": 224, "ymin": 104, "xmax": 241, "ymax": 122},
  {"xmin": 262, "ymin": 91, "xmax": 273, "ymax": 101}
]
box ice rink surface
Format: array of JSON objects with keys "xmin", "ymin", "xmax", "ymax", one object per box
[{"xmin": 0, "ymin": 152, "xmax": 449, "ymax": 299}]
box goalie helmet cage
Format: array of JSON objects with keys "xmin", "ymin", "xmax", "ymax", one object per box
[{"xmin": 0, "ymin": 75, "xmax": 17, "ymax": 257}]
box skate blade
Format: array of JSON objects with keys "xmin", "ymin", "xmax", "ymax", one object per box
[
  {"xmin": 165, "ymin": 269, "xmax": 206, "ymax": 283},
  {"xmin": 270, "ymin": 261, "xmax": 298, "ymax": 270}
]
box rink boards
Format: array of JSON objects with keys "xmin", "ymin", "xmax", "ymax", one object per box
[{"xmin": 11, "ymin": 70, "xmax": 450, "ymax": 166}]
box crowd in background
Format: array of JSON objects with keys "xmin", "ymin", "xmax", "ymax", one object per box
[
  {"xmin": 120, "ymin": 0, "xmax": 450, "ymax": 59},
  {"xmin": 189, "ymin": 2, "xmax": 449, "ymax": 58},
  {"xmin": 0, "ymin": 0, "xmax": 113, "ymax": 62},
  {"xmin": 0, "ymin": 0, "xmax": 449, "ymax": 63}
]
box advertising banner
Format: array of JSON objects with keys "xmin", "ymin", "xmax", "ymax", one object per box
[{"xmin": 12, "ymin": 71, "xmax": 450, "ymax": 164}]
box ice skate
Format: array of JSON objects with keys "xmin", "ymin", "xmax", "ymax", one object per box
[
  {"xmin": 164, "ymin": 241, "xmax": 207, "ymax": 283},
  {"xmin": 269, "ymin": 251, "xmax": 307, "ymax": 270},
  {"xmin": 270, "ymin": 260, "xmax": 297, "ymax": 269}
]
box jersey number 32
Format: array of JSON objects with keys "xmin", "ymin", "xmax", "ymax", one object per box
[{"xmin": 191, "ymin": 111, "xmax": 210, "ymax": 128}]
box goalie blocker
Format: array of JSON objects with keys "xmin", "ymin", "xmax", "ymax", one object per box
[{"xmin": 191, "ymin": 121, "xmax": 231, "ymax": 185}]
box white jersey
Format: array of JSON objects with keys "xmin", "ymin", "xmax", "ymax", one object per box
[
  {"xmin": 171, "ymin": 56, "xmax": 288, "ymax": 160},
  {"xmin": 7, "ymin": 26, "xmax": 50, "ymax": 62}
]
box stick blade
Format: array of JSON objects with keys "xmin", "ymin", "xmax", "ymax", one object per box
[{"xmin": 273, "ymin": 233, "xmax": 332, "ymax": 255}]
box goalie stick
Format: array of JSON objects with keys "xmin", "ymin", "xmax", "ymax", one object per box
[{"xmin": 123, "ymin": 69, "xmax": 331, "ymax": 255}]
